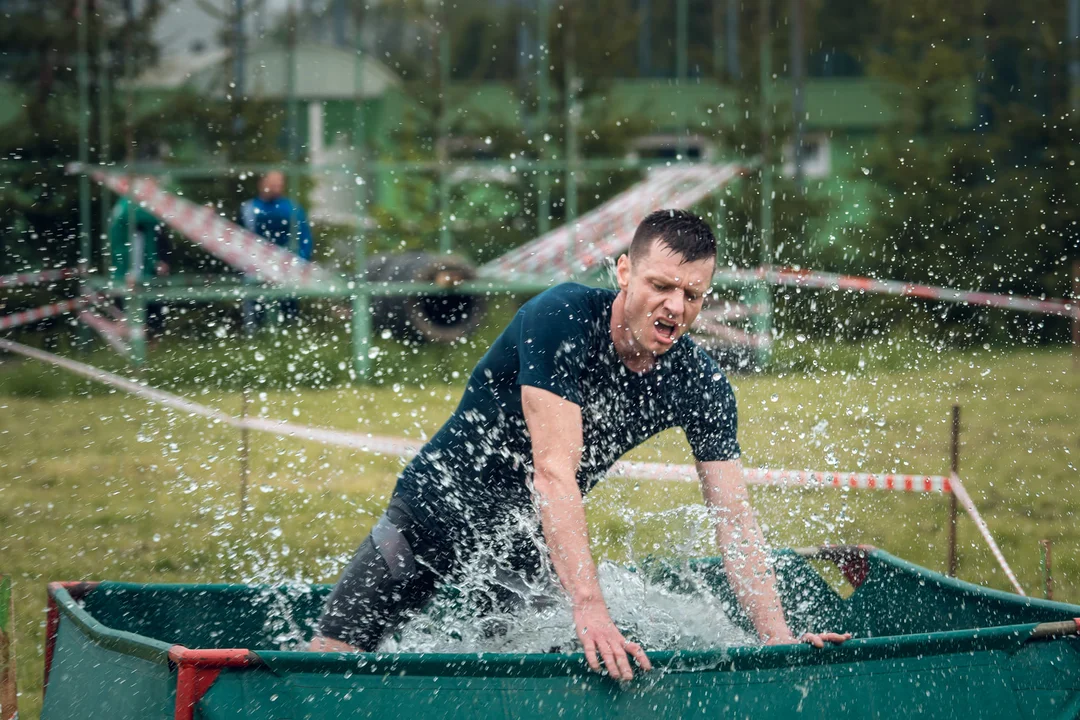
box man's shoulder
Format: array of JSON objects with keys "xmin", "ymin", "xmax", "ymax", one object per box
[
  {"xmin": 529, "ymin": 282, "xmax": 615, "ymax": 314},
  {"xmin": 511, "ymin": 283, "xmax": 612, "ymax": 354}
]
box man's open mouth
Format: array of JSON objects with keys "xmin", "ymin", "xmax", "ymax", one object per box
[{"xmin": 654, "ymin": 319, "xmax": 676, "ymax": 341}]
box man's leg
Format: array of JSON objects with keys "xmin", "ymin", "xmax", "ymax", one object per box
[
  {"xmin": 242, "ymin": 298, "xmax": 264, "ymax": 334},
  {"xmin": 312, "ymin": 497, "xmax": 450, "ymax": 651}
]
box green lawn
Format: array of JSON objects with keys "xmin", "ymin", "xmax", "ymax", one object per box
[{"xmin": 1, "ymin": 344, "xmax": 1078, "ymax": 718}]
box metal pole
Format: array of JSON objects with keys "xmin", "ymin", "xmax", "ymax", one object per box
[
  {"xmin": 947, "ymin": 404, "xmax": 960, "ymax": 577},
  {"xmin": 239, "ymin": 387, "xmax": 250, "ymax": 512},
  {"xmin": 676, "ymin": 0, "xmax": 688, "ymax": 158},
  {"xmin": 351, "ymin": 8, "xmax": 371, "ymax": 381},
  {"xmin": 1039, "ymin": 539, "xmax": 1053, "ymax": 600},
  {"xmin": 638, "ymin": 0, "xmax": 651, "ymax": 76},
  {"xmin": 1072, "ymin": 260, "xmax": 1079, "ymax": 371},
  {"xmin": 98, "ymin": 9, "xmax": 112, "ymax": 270},
  {"xmin": 286, "ymin": 2, "xmax": 300, "ymax": 258},
  {"xmin": 791, "ymin": 0, "xmax": 805, "ymax": 193},
  {"xmin": 333, "ymin": 0, "xmax": 347, "ymax": 47},
  {"xmin": 438, "ymin": 9, "xmax": 452, "ymax": 254},
  {"xmin": 233, "ymin": 0, "xmax": 246, "ymax": 144},
  {"xmin": 713, "ymin": 0, "xmax": 724, "ymax": 78},
  {"xmin": 1070, "ymin": 0, "xmax": 1079, "ymax": 113},
  {"xmin": 565, "ymin": 5, "xmax": 579, "ymax": 267},
  {"xmin": 352, "ymin": 242, "xmax": 371, "ymax": 381},
  {"xmin": 726, "ymin": 0, "xmax": 740, "ymax": 79},
  {"xmin": 536, "ymin": 0, "xmax": 552, "ymax": 235},
  {"xmin": 76, "ymin": 0, "xmax": 92, "ymax": 330},
  {"xmin": 123, "ymin": 0, "xmax": 146, "ymax": 365},
  {"xmin": 754, "ymin": 0, "xmax": 773, "ymax": 368}
]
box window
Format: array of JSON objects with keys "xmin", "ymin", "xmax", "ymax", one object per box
[
  {"xmin": 627, "ymin": 134, "xmax": 716, "ymax": 162},
  {"xmin": 782, "ymin": 134, "xmax": 831, "ymax": 178}
]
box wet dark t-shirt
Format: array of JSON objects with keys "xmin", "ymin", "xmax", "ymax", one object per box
[{"xmin": 395, "ymin": 282, "xmax": 740, "ymax": 540}]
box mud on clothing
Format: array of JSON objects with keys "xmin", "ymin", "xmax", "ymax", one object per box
[{"xmin": 318, "ymin": 282, "xmax": 741, "ymax": 648}]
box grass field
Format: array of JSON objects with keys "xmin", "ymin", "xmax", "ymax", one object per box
[{"xmin": 1, "ymin": 341, "xmax": 1078, "ymax": 718}]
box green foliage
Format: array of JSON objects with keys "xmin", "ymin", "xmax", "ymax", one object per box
[
  {"xmin": 0, "ymin": 1, "xmax": 290, "ymax": 275},
  {"xmin": 0, "ymin": 1, "xmax": 166, "ymax": 271},
  {"xmin": 856, "ymin": 0, "xmax": 1080, "ymax": 315}
]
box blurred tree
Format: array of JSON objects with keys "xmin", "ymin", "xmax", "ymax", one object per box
[
  {"xmin": 858, "ymin": 0, "xmax": 1079, "ymax": 323},
  {"xmin": 0, "ymin": 0, "xmax": 164, "ymax": 272},
  {"xmin": 0, "ymin": 0, "xmax": 287, "ymax": 275}
]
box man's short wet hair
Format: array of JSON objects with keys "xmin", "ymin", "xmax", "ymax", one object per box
[{"xmin": 628, "ymin": 209, "xmax": 717, "ymax": 264}]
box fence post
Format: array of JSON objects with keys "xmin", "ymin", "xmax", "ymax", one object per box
[
  {"xmin": 1040, "ymin": 539, "xmax": 1053, "ymax": 600},
  {"xmin": 239, "ymin": 387, "xmax": 250, "ymax": 513},
  {"xmin": 1072, "ymin": 260, "xmax": 1078, "ymax": 372},
  {"xmin": 947, "ymin": 404, "xmax": 960, "ymax": 577}
]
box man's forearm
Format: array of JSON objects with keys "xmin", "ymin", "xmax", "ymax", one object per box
[
  {"xmin": 700, "ymin": 462, "xmax": 794, "ymax": 643},
  {"xmin": 716, "ymin": 512, "xmax": 793, "ymax": 643},
  {"xmin": 532, "ymin": 471, "xmax": 604, "ymax": 608}
]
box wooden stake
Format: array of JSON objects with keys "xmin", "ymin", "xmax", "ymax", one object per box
[
  {"xmin": 1040, "ymin": 539, "xmax": 1053, "ymax": 601},
  {"xmin": 947, "ymin": 405, "xmax": 960, "ymax": 577},
  {"xmin": 1072, "ymin": 260, "xmax": 1079, "ymax": 372},
  {"xmin": 240, "ymin": 387, "xmax": 250, "ymax": 513},
  {"xmin": 0, "ymin": 575, "xmax": 17, "ymax": 720}
]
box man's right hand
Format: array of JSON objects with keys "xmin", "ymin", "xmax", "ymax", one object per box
[{"xmin": 574, "ymin": 599, "xmax": 652, "ymax": 681}]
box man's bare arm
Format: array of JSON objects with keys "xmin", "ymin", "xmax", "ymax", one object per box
[
  {"xmin": 698, "ymin": 459, "xmax": 850, "ymax": 647},
  {"xmin": 522, "ymin": 385, "xmax": 651, "ymax": 679}
]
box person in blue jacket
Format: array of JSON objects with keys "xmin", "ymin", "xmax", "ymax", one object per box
[{"xmin": 238, "ymin": 170, "xmax": 314, "ymax": 326}]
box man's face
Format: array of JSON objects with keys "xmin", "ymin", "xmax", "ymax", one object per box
[
  {"xmin": 260, "ymin": 172, "xmax": 285, "ymax": 200},
  {"xmin": 615, "ymin": 240, "xmax": 714, "ymax": 356}
]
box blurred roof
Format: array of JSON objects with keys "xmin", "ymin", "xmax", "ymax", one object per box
[
  {"xmin": 444, "ymin": 78, "xmax": 974, "ymax": 136},
  {"xmin": 591, "ymin": 79, "xmax": 974, "ymax": 131},
  {"xmin": 132, "ymin": 42, "xmax": 401, "ymax": 100},
  {"xmin": 130, "ymin": 47, "xmax": 231, "ymax": 90}
]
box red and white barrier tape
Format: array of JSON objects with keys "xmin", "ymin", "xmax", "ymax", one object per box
[
  {"xmin": 695, "ymin": 303, "xmax": 769, "ymax": 323},
  {"xmin": 948, "ymin": 474, "xmax": 1025, "ymax": 596},
  {"xmin": 0, "ymin": 296, "xmax": 99, "ymax": 332},
  {"xmin": 572, "ymin": 165, "xmax": 743, "ymax": 278},
  {"xmin": 0, "ymin": 338, "xmax": 955, "ymax": 495},
  {"xmin": 607, "ymin": 462, "xmax": 953, "ymax": 493},
  {"xmin": 0, "ymin": 338, "xmax": 427, "ymax": 457},
  {"xmin": 0, "ymin": 338, "xmax": 232, "ymax": 421},
  {"xmin": 691, "ymin": 315, "xmax": 773, "ymax": 350},
  {"xmin": 719, "ymin": 266, "xmax": 1077, "ymax": 319},
  {"xmin": 0, "ymin": 339, "xmax": 1027, "ymax": 594},
  {"xmin": 77, "ymin": 309, "xmax": 131, "ymax": 356},
  {"xmin": 481, "ymin": 164, "xmax": 743, "ymax": 281},
  {"xmin": 481, "ymin": 168, "xmax": 686, "ymax": 278},
  {"xmin": 241, "ymin": 417, "xmax": 425, "ymax": 457},
  {"xmin": 75, "ymin": 166, "xmax": 338, "ymax": 289},
  {"xmin": 0, "ymin": 267, "xmax": 82, "ymax": 290}
]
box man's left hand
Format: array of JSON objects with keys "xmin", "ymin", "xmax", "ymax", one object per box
[{"xmin": 798, "ymin": 632, "xmax": 851, "ymax": 648}]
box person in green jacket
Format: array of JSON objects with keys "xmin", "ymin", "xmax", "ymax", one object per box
[
  {"xmin": 107, "ymin": 197, "xmax": 169, "ymax": 284},
  {"xmin": 107, "ymin": 197, "xmax": 170, "ymax": 333}
]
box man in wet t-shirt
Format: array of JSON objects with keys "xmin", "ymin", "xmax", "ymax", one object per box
[{"xmin": 311, "ymin": 209, "xmax": 849, "ymax": 677}]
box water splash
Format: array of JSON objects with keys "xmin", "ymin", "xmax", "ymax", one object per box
[{"xmin": 382, "ymin": 559, "xmax": 757, "ymax": 654}]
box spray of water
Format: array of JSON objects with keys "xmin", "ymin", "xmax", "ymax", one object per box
[
  {"xmin": 381, "ymin": 559, "xmax": 756, "ymax": 654},
  {"xmin": 375, "ymin": 504, "xmax": 758, "ymax": 654}
]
